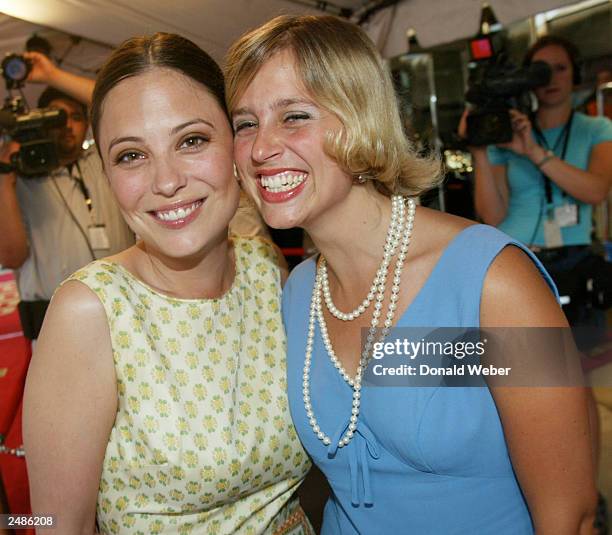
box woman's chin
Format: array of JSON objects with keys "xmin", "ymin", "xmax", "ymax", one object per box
[{"xmin": 259, "ymin": 205, "xmax": 307, "ymax": 230}]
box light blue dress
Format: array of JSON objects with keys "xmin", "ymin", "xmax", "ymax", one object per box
[{"xmin": 283, "ymin": 225, "xmax": 557, "ymax": 534}]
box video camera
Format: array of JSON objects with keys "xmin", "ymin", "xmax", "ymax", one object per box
[
  {"xmin": 465, "ymin": 57, "xmax": 552, "ymax": 146},
  {"xmin": 0, "ymin": 53, "xmax": 66, "ymax": 177}
]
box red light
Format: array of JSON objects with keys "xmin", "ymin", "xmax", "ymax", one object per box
[{"xmin": 470, "ymin": 37, "xmax": 493, "ymax": 60}]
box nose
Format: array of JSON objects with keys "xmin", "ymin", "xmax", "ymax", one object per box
[
  {"xmin": 64, "ymin": 116, "xmax": 74, "ymax": 133},
  {"xmin": 251, "ymin": 122, "xmax": 282, "ymax": 163},
  {"xmin": 151, "ymin": 156, "xmax": 187, "ymax": 197}
]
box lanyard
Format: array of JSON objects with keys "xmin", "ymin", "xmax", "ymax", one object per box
[
  {"xmin": 68, "ymin": 161, "xmax": 93, "ymax": 214},
  {"xmin": 532, "ymin": 111, "xmax": 574, "ymax": 204}
]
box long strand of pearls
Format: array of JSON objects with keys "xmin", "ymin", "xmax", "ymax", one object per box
[
  {"xmin": 303, "ymin": 197, "xmax": 416, "ymax": 448},
  {"xmin": 321, "ymin": 195, "xmax": 404, "ymax": 321}
]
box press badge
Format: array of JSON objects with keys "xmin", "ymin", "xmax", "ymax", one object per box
[
  {"xmin": 554, "ymin": 203, "xmax": 578, "ymax": 228},
  {"xmin": 543, "ymin": 218, "xmax": 563, "ymax": 248},
  {"xmin": 88, "ymin": 224, "xmax": 110, "ymax": 250}
]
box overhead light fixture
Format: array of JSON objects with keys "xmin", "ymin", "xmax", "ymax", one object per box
[
  {"xmin": 469, "ymin": 3, "xmax": 501, "ymax": 61},
  {"xmin": 406, "ymin": 28, "xmax": 421, "ymax": 52},
  {"xmin": 479, "ymin": 2, "xmax": 501, "ymax": 35}
]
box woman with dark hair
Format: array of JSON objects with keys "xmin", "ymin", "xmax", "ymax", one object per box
[
  {"xmin": 23, "ymin": 33, "xmax": 312, "ymax": 534},
  {"xmin": 226, "ymin": 16, "xmax": 597, "ymax": 534}
]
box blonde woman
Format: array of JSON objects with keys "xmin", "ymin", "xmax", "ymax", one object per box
[{"xmin": 226, "ymin": 15, "xmax": 597, "ymax": 534}]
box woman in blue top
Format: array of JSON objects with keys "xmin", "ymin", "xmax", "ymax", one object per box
[
  {"xmin": 464, "ymin": 36, "xmax": 612, "ymax": 328},
  {"xmin": 226, "ymin": 15, "xmax": 596, "ymax": 534},
  {"xmin": 470, "ymin": 36, "xmax": 612, "ymax": 247}
]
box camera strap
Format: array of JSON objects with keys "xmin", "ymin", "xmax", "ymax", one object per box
[
  {"xmin": 533, "ymin": 111, "xmax": 574, "ymax": 204},
  {"xmin": 68, "ymin": 161, "xmax": 93, "ymax": 215},
  {"xmin": 70, "ymin": 160, "xmax": 110, "ymax": 252}
]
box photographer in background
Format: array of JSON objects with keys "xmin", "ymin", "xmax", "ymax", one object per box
[
  {"xmin": 461, "ymin": 36, "xmax": 612, "ymax": 326},
  {"xmin": 0, "ymin": 51, "xmax": 133, "ymax": 340}
]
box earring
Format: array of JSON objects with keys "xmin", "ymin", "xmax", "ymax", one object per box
[
  {"xmin": 355, "ymin": 174, "xmax": 367, "ymax": 184},
  {"xmin": 233, "ymin": 162, "xmax": 240, "ymax": 182}
]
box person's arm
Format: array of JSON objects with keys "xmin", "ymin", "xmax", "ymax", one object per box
[
  {"xmin": 531, "ymin": 141, "xmax": 611, "ymax": 204},
  {"xmin": 24, "ymin": 51, "xmax": 95, "ymax": 106},
  {"xmin": 458, "ymin": 109, "xmax": 510, "ymax": 225},
  {"xmin": 471, "ymin": 148, "xmax": 510, "ymax": 226},
  {"xmin": 481, "ymin": 246, "xmax": 597, "ymax": 535},
  {"xmin": 507, "ymin": 111, "xmax": 610, "ymax": 204},
  {"xmin": 0, "ymin": 141, "xmax": 29, "ymax": 268},
  {"xmin": 23, "ymin": 280, "xmax": 117, "ymax": 534}
]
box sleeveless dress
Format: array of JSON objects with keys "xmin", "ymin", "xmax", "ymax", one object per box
[
  {"xmin": 283, "ymin": 225, "xmax": 557, "ymax": 535},
  {"xmin": 66, "ymin": 237, "xmax": 312, "ymax": 535}
]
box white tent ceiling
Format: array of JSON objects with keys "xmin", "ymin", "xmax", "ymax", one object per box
[
  {"xmin": 362, "ymin": 0, "xmax": 578, "ymax": 58},
  {"xmin": 0, "ymin": 0, "xmax": 581, "ymax": 65},
  {"xmin": 0, "ymin": 0, "xmax": 325, "ymax": 63}
]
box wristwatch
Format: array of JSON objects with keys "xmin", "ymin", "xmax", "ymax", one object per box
[{"xmin": 535, "ymin": 149, "xmax": 555, "ymax": 168}]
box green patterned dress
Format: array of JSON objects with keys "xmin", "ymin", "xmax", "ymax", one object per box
[{"xmin": 67, "ymin": 237, "xmax": 312, "ymax": 535}]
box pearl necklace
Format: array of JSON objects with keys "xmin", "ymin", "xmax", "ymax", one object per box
[
  {"xmin": 321, "ymin": 195, "xmax": 404, "ymax": 321},
  {"xmin": 303, "ymin": 197, "xmax": 415, "ymax": 448}
]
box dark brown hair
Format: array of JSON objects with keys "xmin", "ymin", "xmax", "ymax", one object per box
[
  {"xmin": 38, "ymin": 87, "xmax": 87, "ymax": 116},
  {"xmin": 91, "ymin": 32, "xmax": 226, "ymax": 145},
  {"xmin": 523, "ymin": 35, "xmax": 582, "ymax": 85}
]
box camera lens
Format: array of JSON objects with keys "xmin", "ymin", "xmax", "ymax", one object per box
[{"xmin": 2, "ymin": 54, "xmax": 30, "ymax": 83}]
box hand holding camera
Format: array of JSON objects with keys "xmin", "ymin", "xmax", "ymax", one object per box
[
  {"xmin": 0, "ymin": 138, "xmax": 20, "ymax": 184},
  {"xmin": 463, "ymin": 59, "xmax": 552, "ymax": 146},
  {"xmin": 496, "ymin": 109, "xmax": 539, "ymax": 157},
  {"xmin": 23, "ymin": 51, "xmax": 59, "ymax": 86}
]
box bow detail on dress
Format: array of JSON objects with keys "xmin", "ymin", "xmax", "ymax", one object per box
[{"xmin": 327, "ymin": 419, "xmax": 380, "ymax": 507}]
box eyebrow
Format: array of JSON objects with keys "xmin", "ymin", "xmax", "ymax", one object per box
[
  {"xmin": 170, "ymin": 118, "xmax": 214, "ymax": 135},
  {"xmin": 107, "ymin": 118, "xmax": 215, "ymax": 153},
  {"xmin": 232, "ymin": 98, "xmax": 313, "ymax": 118},
  {"xmin": 108, "ymin": 136, "xmax": 141, "ymax": 154}
]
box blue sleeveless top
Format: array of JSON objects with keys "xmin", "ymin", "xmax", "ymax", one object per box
[{"xmin": 282, "ymin": 225, "xmax": 557, "ymax": 535}]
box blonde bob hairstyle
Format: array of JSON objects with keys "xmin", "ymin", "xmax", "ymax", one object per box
[{"xmin": 225, "ymin": 15, "xmax": 441, "ymax": 197}]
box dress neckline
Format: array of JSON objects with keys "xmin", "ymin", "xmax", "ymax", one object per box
[
  {"xmin": 98, "ymin": 238, "xmax": 242, "ymax": 303},
  {"xmin": 311, "ymin": 224, "xmax": 480, "ymax": 328}
]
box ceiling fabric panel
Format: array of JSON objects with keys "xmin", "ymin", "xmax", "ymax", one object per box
[
  {"xmin": 362, "ymin": 0, "xmax": 578, "ymax": 57},
  {"xmin": 0, "ymin": 0, "xmax": 319, "ymax": 62},
  {"xmin": 0, "ymin": 0, "xmax": 592, "ymax": 64}
]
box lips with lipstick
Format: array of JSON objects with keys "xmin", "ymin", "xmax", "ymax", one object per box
[{"xmin": 150, "ymin": 199, "xmax": 204, "ymax": 226}]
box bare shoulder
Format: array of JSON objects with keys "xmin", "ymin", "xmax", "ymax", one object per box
[
  {"xmin": 34, "ymin": 279, "xmax": 112, "ymax": 370},
  {"xmin": 411, "ymin": 205, "xmax": 476, "ymax": 260},
  {"xmin": 400, "ymin": 206, "xmax": 477, "ymax": 292},
  {"xmin": 45, "ymin": 279, "xmax": 107, "ymax": 328},
  {"xmin": 481, "ymin": 245, "xmax": 565, "ymax": 327}
]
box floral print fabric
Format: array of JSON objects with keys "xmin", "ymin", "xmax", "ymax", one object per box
[{"xmin": 67, "ymin": 237, "xmax": 311, "ymax": 534}]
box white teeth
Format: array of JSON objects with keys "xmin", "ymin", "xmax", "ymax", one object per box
[
  {"xmin": 155, "ymin": 200, "xmax": 201, "ymax": 222},
  {"xmin": 260, "ymin": 171, "xmax": 307, "ymax": 193}
]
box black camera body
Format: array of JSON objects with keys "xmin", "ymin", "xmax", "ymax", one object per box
[
  {"xmin": 465, "ymin": 60, "xmax": 552, "ymax": 146},
  {"xmin": 0, "ymin": 52, "xmax": 67, "ymax": 177},
  {"xmin": 0, "ymin": 98, "xmax": 66, "ymax": 177}
]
